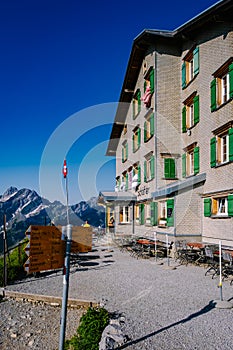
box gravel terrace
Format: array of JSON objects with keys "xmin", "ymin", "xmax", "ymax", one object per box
[{"xmin": 1, "ymin": 238, "xmax": 233, "ymax": 349}]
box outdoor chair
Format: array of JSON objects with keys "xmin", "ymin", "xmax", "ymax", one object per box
[
  {"xmin": 204, "ymin": 247, "xmax": 219, "ymax": 278},
  {"xmin": 222, "ymin": 251, "xmax": 233, "ymax": 281}
]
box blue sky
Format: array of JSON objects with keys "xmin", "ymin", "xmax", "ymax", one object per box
[{"xmin": 0, "ymin": 0, "xmax": 218, "ymax": 204}]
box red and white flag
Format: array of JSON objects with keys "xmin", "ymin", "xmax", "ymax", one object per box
[{"xmin": 63, "ymin": 159, "xmax": 68, "ymax": 178}]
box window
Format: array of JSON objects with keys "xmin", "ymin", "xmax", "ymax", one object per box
[
  {"xmin": 133, "ymin": 89, "xmax": 141, "ymax": 118},
  {"xmin": 144, "ymin": 113, "xmax": 154, "ymax": 142},
  {"xmin": 204, "ymin": 195, "xmax": 233, "ymax": 217},
  {"xmin": 123, "ymin": 124, "xmax": 127, "ymax": 134},
  {"xmin": 158, "ymin": 199, "xmax": 174, "ymax": 227},
  {"xmin": 211, "ymin": 59, "xmax": 233, "ymax": 111},
  {"xmin": 164, "ymin": 158, "xmax": 176, "ymax": 179},
  {"xmin": 182, "ymin": 47, "xmax": 199, "ymax": 88},
  {"xmin": 150, "ymin": 202, "xmax": 158, "ymax": 226},
  {"xmin": 182, "ymin": 145, "xmax": 199, "ymax": 177},
  {"xmin": 132, "ymin": 126, "xmax": 141, "ymax": 152},
  {"xmin": 122, "ymin": 141, "xmax": 128, "ymax": 163},
  {"xmin": 142, "ymin": 67, "xmax": 154, "ymax": 107},
  {"xmin": 119, "ymin": 206, "xmax": 130, "ymax": 223},
  {"xmin": 182, "ymin": 93, "xmax": 199, "ymax": 132},
  {"xmin": 121, "ymin": 172, "xmax": 127, "ymax": 191},
  {"xmin": 127, "ymin": 167, "xmax": 133, "ymax": 190},
  {"xmin": 132, "ymin": 163, "xmax": 141, "ymax": 189},
  {"xmin": 144, "ymin": 153, "xmax": 155, "ymax": 182},
  {"xmin": 115, "ymin": 176, "xmax": 121, "ymax": 191},
  {"xmin": 135, "ymin": 204, "xmax": 140, "ymax": 224},
  {"xmin": 139, "ymin": 203, "xmax": 145, "ymax": 225},
  {"xmin": 210, "ymin": 127, "xmax": 233, "ymax": 167}
]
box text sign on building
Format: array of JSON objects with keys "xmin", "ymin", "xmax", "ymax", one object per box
[{"xmin": 24, "ymin": 225, "xmax": 65, "ymax": 274}]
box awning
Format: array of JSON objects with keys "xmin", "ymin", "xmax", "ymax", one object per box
[
  {"xmin": 152, "ymin": 173, "xmax": 206, "ymax": 199},
  {"xmin": 98, "ymin": 191, "xmax": 137, "ymax": 205}
]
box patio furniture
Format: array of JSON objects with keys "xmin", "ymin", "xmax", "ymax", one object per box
[{"xmin": 204, "ymin": 246, "xmax": 219, "ymax": 278}]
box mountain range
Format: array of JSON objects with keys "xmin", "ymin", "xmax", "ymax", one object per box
[{"xmin": 0, "ymin": 186, "xmax": 105, "ymax": 251}]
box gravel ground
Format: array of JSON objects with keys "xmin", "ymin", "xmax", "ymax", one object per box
[{"xmin": 2, "ymin": 238, "xmax": 233, "ymax": 350}]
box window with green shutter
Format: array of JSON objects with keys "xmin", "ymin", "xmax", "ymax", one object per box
[
  {"xmin": 150, "ymin": 202, "xmax": 158, "ymax": 226},
  {"xmin": 182, "ymin": 153, "xmax": 186, "ymax": 177},
  {"xmin": 164, "ymin": 158, "xmax": 176, "ymax": 179},
  {"xmin": 167, "ymin": 199, "xmax": 174, "ymax": 227},
  {"xmin": 150, "ymin": 68, "xmax": 154, "ymax": 94},
  {"xmin": 229, "ymin": 128, "xmax": 233, "ymax": 162},
  {"xmin": 132, "ymin": 89, "xmax": 141, "ymax": 118},
  {"xmin": 150, "ymin": 155, "xmax": 155, "ymax": 180},
  {"xmin": 182, "ymin": 62, "xmax": 186, "ymax": 89},
  {"xmin": 210, "ymin": 137, "xmax": 216, "ymax": 167},
  {"xmin": 144, "ymin": 113, "xmax": 154, "ymax": 142},
  {"xmin": 182, "ymin": 106, "xmax": 187, "ymax": 133},
  {"xmin": 193, "ymin": 47, "xmax": 199, "ymax": 76},
  {"xmin": 204, "ymin": 198, "xmax": 212, "ymax": 217},
  {"xmin": 138, "ymin": 165, "xmax": 141, "ymax": 184},
  {"xmin": 182, "ymin": 46, "xmax": 199, "ymax": 88},
  {"xmin": 182, "ymin": 93, "xmax": 199, "ymax": 132},
  {"xmin": 133, "ymin": 127, "xmax": 141, "ymax": 152},
  {"xmin": 194, "ymin": 146, "xmax": 200, "ymax": 175},
  {"xmin": 211, "ymin": 58, "xmax": 233, "ymax": 111},
  {"xmin": 193, "ymin": 95, "xmax": 199, "ymax": 125},
  {"xmin": 139, "ymin": 204, "xmax": 145, "ymax": 225},
  {"xmin": 122, "ymin": 142, "xmax": 128, "ymax": 163},
  {"xmin": 228, "ymin": 194, "xmax": 233, "ymax": 217},
  {"xmin": 210, "ymin": 79, "xmax": 217, "ymax": 112}
]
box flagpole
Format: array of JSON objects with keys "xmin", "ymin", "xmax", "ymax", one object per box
[{"xmin": 59, "ymin": 159, "xmax": 72, "ymax": 350}]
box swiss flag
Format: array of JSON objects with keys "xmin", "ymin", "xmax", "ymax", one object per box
[{"xmin": 63, "ymin": 159, "xmax": 68, "ymax": 178}]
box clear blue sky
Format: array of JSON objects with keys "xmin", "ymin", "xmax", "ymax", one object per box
[{"xmin": 0, "ymin": 0, "xmax": 218, "ymax": 204}]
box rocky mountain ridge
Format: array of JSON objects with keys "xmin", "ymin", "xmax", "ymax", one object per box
[{"xmin": 0, "ymin": 186, "xmax": 105, "ymax": 250}]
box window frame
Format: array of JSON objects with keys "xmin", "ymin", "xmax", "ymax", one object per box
[
  {"xmin": 122, "ymin": 141, "xmax": 128, "ymax": 163},
  {"xmin": 144, "ymin": 112, "xmax": 154, "ymax": 142},
  {"xmin": 144, "ymin": 153, "xmax": 155, "ymax": 183},
  {"xmin": 132, "ymin": 126, "xmax": 141, "ymax": 153},
  {"xmin": 119, "ymin": 206, "xmax": 130, "ymax": 224},
  {"xmin": 132, "ymin": 89, "xmax": 141, "ymax": 119},
  {"xmin": 204, "ymin": 195, "xmax": 233, "ymax": 218},
  {"xmin": 182, "ymin": 46, "xmax": 199, "ymax": 89}
]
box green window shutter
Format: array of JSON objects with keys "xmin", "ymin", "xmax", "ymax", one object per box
[
  {"xmin": 138, "ymin": 165, "xmax": 141, "ymax": 184},
  {"xmin": 150, "ymin": 155, "xmax": 155, "ymax": 180},
  {"xmin": 150, "ymin": 202, "xmax": 155, "ymax": 226},
  {"xmin": 137, "ymin": 128, "xmax": 141, "ymax": 148},
  {"xmin": 229, "ymin": 128, "xmax": 233, "ymax": 162},
  {"xmin": 164, "ymin": 158, "xmax": 175, "ymax": 179},
  {"xmin": 182, "ymin": 106, "xmax": 187, "ymax": 133},
  {"xmin": 132, "ymin": 100, "xmax": 135, "ymax": 119},
  {"xmin": 167, "ymin": 199, "xmax": 174, "ymax": 227},
  {"xmin": 144, "ymin": 160, "xmax": 147, "ymax": 182},
  {"xmin": 126, "ymin": 143, "xmax": 128, "ymax": 160},
  {"xmin": 210, "ymin": 137, "xmax": 216, "ymax": 168},
  {"xmin": 150, "ymin": 202, "xmax": 158, "ymax": 226},
  {"xmin": 193, "ymin": 47, "xmax": 199, "ymax": 76},
  {"xmin": 228, "ymin": 194, "xmax": 233, "ymax": 217},
  {"xmin": 125, "ymin": 173, "xmax": 128, "ymax": 191},
  {"xmin": 204, "ymin": 198, "xmax": 212, "ymax": 217},
  {"xmin": 139, "ymin": 204, "xmax": 145, "ymax": 225},
  {"xmin": 144, "ymin": 80, "xmax": 147, "ymax": 93},
  {"xmin": 122, "ymin": 147, "xmax": 124, "ymax": 163},
  {"xmin": 229, "ymin": 63, "xmax": 233, "ymax": 99},
  {"xmin": 210, "ymin": 79, "xmax": 217, "ymax": 112},
  {"xmin": 150, "ymin": 113, "xmax": 154, "ymax": 137},
  {"xmin": 182, "ymin": 62, "xmax": 186, "ymax": 89},
  {"xmin": 182, "ymin": 153, "xmax": 186, "ymax": 178},
  {"xmin": 150, "ymin": 68, "xmax": 154, "ymax": 94},
  {"xmin": 138, "ymin": 90, "xmax": 141, "ymax": 113},
  {"xmin": 193, "ymin": 95, "xmax": 200, "ymax": 125},
  {"xmin": 144, "ymin": 121, "xmax": 147, "ymax": 142},
  {"xmin": 194, "ymin": 146, "xmax": 200, "ymax": 175},
  {"xmin": 132, "ymin": 134, "xmax": 135, "ymax": 153}
]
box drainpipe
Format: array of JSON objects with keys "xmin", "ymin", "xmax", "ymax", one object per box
[{"xmin": 132, "ymin": 201, "xmax": 135, "ymax": 236}]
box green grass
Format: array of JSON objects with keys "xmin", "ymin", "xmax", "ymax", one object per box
[
  {"xmin": 0, "ymin": 240, "xmax": 28, "ymax": 286},
  {"xmin": 64, "ymin": 306, "xmax": 109, "ymax": 350}
]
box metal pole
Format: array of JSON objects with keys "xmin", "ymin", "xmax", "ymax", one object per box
[
  {"xmin": 154, "ymin": 232, "xmax": 157, "ymax": 262},
  {"xmin": 59, "ymin": 224, "xmax": 72, "ymax": 350},
  {"xmin": 166, "ymin": 234, "xmax": 170, "ymax": 267},
  {"xmin": 3, "ymin": 215, "xmax": 7, "ymax": 288},
  {"xmin": 219, "ymin": 240, "xmax": 223, "ymax": 301}
]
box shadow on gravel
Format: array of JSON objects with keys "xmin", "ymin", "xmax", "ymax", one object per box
[{"xmin": 117, "ymin": 300, "xmax": 216, "ymax": 349}]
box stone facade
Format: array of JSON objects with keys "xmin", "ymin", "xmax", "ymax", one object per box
[{"xmin": 103, "ymin": 1, "xmax": 233, "ymax": 247}]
